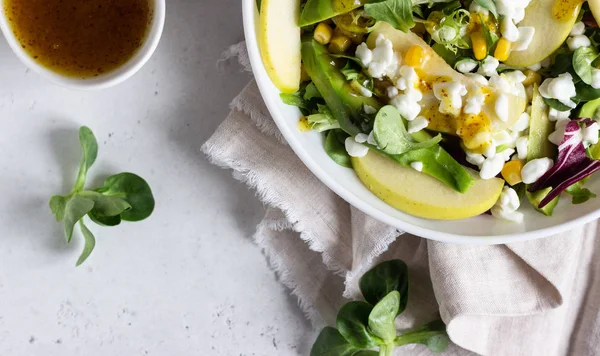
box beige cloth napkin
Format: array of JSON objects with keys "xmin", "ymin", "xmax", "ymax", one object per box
[{"xmin": 204, "ymin": 69, "xmax": 600, "ymax": 354}]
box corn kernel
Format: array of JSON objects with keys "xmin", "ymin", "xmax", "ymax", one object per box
[
  {"xmin": 329, "ymin": 34, "xmax": 352, "ymax": 54},
  {"xmin": 314, "ymin": 22, "xmax": 334, "ymax": 45},
  {"xmin": 471, "ymin": 31, "xmax": 487, "ymax": 60},
  {"xmin": 494, "ymin": 37, "xmax": 512, "ymax": 62},
  {"xmin": 522, "ymin": 69, "xmax": 542, "ymax": 86},
  {"xmin": 405, "ymin": 45, "xmax": 426, "ymax": 67},
  {"xmin": 501, "ymin": 160, "xmax": 524, "ymax": 186}
]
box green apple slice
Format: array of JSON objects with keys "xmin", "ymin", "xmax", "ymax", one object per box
[
  {"xmin": 259, "ymin": 0, "xmax": 301, "ymax": 93},
  {"xmin": 505, "ymin": 0, "xmax": 581, "ymax": 67},
  {"xmin": 352, "ymin": 151, "xmax": 504, "ymax": 220}
]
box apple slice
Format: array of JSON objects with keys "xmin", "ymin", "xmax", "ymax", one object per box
[
  {"xmin": 590, "ymin": 0, "xmax": 600, "ymax": 27},
  {"xmin": 505, "ymin": 0, "xmax": 580, "ymax": 67},
  {"xmin": 352, "ymin": 151, "xmax": 504, "ymax": 220},
  {"xmin": 259, "ymin": 0, "xmax": 301, "ymax": 93}
]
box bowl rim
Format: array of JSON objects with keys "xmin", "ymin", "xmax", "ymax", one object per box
[
  {"xmin": 242, "ymin": 0, "xmax": 600, "ymax": 245},
  {"xmin": 0, "ymin": 0, "xmax": 166, "ymax": 90}
]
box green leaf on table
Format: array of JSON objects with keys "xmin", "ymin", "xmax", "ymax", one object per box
[
  {"xmin": 73, "ymin": 126, "xmax": 98, "ymax": 192},
  {"xmin": 566, "ymin": 182, "xmax": 597, "ymax": 204},
  {"xmin": 80, "ymin": 191, "xmax": 132, "ymax": 217},
  {"xmin": 368, "ymin": 291, "xmax": 400, "ymax": 342},
  {"xmin": 373, "ymin": 105, "xmax": 441, "ymax": 155},
  {"xmin": 364, "ymin": 0, "xmax": 415, "ymax": 33},
  {"xmin": 325, "ymin": 130, "xmax": 352, "ymax": 168},
  {"xmin": 337, "ymin": 301, "xmax": 382, "ymax": 348},
  {"xmin": 473, "ymin": 0, "xmax": 498, "ymax": 18},
  {"xmin": 63, "ymin": 195, "xmax": 95, "ymax": 243},
  {"xmin": 573, "ymin": 46, "xmax": 599, "ymax": 86},
  {"xmin": 76, "ymin": 220, "xmax": 96, "ymax": 266},
  {"xmin": 49, "ymin": 195, "xmax": 68, "ymax": 221},
  {"xmin": 359, "ymin": 260, "xmax": 409, "ymax": 315},
  {"xmin": 88, "ymin": 211, "xmax": 123, "ymax": 227},
  {"xmin": 310, "ymin": 327, "xmax": 363, "ymax": 356},
  {"xmin": 94, "ymin": 173, "xmax": 155, "ymax": 222},
  {"xmin": 394, "ymin": 320, "xmax": 449, "ymax": 353}
]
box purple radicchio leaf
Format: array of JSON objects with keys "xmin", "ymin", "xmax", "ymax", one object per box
[{"xmin": 529, "ymin": 119, "xmax": 600, "ymax": 208}]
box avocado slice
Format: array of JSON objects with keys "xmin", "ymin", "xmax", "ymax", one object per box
[
  {"xmin": 579, "ymin": 97, "xmax": 600, "ymax": 120},
  {"xmin": 526, "ymin": 85, "xmax": 560, "ymax": 214}
]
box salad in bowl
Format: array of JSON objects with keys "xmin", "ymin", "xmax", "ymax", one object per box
[{"xmin": 256, "ymin": 0, "xmax": 600, "ymax": 224}]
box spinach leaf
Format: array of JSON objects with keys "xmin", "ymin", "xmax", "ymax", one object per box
[
  {"xmin": 373, "ymin": 105, "xmax": 441, "ymax": 155},
  {"xmin": 368, "ymin": 291, "xmax": 400, "ymax": 342},
  {"xmin": 62, "ymin": 195, "xmax": 95, "ymax": 243},
  {"xmin": 310, "ymin": 327, "xmax": 362, "ymax": 356},
  {"xmin": 359, "ymin": 260, "xmax": 409, "ymax": 315},
  {"xmin": 76, "ymin": 221, "xmax": 96, "ymax": 267},
  {"xmin": 280, "ymin": 92, "xmax": 309, "ymax": 110},
  {"xmin": 551, "ymin": 52, "xmax": 576, "ymax": 77},
  {"xmin": 432, "ymin": 43, "xmax": 461, "ymax": 66},
  {"xmin": 576, "ymin": 81, "xmax": 600, "ymax": 101},
  {"xmin": 394, "ymin": 320, "xmax": 449, "ymax": 353},
  {"xmin": 325, "ymin": 130, "xmax": 353, "ymax": 168},
  {"xmin": 337, "ymin": 301, "xmax": 383, "ymax": 348},
  {"xmin": 364, "ymin": 0, "xmax": 415, "ymax": 33},
  {"xmin": 566, "ymin": 182, "xmax": 597, "ymax": 204},
  {"xmin": 73, "ymin": 126, "xmax": 98, "ymax": 192},
  {"xmin": 473, "ymin": 0, "xmax": 498, "ymax": 18},
  {"xmin": 89, "ymin": 211, "xmax": 122, "ymax": 227},
  {"xmin": 573, "ymin": 46, "xmax": 599, "ymax": 86},
  {"xmin": 94, "ymin": 173, "xmax": 155, "ymax": 222},
  {"xmin": 304, "ymin": 82, "xmax": 322, "ymax": 101},
  {"xmin": 543, "ymin": 97, "xmax": 576, "ymax": 112}
]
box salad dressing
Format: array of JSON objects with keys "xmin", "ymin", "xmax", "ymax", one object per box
[
  {"xmin": 552, "ymin": 0, "xmax": 584, "ymax": 22},
  {"xmin": 4, "ymin": 0, "xmax": 152, "ymax": 79}
]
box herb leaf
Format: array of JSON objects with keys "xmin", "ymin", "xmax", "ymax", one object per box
[
  {"xmin": 325, "ymin": 130, "xmax": 352, "ymax": 168},
  {"xmin": 76, "ymin": 220, "xmax": 96, "ymax": 266},
  {"xmin": 368, "ymin": 291, "xmax": 400, "ymax": 342},
  {"xmin": 337, "ymin": 301, "xmax": 383, "ymax": 348},
  {"xmin": 364, "ymin": 0, "xmax": 415, "ymax": 33},
  {"xmin": 565, "ymin": 182, "xmax": 597, "ymax": 204},
  {"xmin": 73, "ymin": 126, "xmax": 98, "ymax": 192},
  {"xmin": 573, "ymin": 46, "xmax": 599, "ymax": 86},
  {"xmin": 94, "ymin": 173, "xmax": 155, "ymax": 222},
  {"xmin": 80, "ymin": 191, "xmax": 132, "ymax": 217},
  {"xmin": 63, "ymin": 195, "xmax": 95, "ymax": 243},
  {"xmin": 308, "ymin": 105, "xmax": 341, "ymax": 132},
  {"xmin": 394, "ymin": 320, "xmax": 449, "ymax": 353},
  {"xmin": 310, "ymin": 327, "xmax": 362, "ymax": 356},
  {"xmin": 49, "ymin": 195, "xmax": 68, "ymax": 221},
  {"xmin": 473, "ymin": 0, "xmax": 498, "ymax": 18},
  {"xmin": 373, "ymin": 105, "xmax": 441, "ymax": 155},
  {"xmin": 359, "ymin": 260, "xmax": 409, "ymax": 315}
]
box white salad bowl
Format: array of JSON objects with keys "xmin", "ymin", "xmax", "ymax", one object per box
[{"xmin": 242, "ymin": 0, "xmax": 600, "ymax": 245}]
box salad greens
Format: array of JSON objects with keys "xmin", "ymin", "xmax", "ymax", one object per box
[
  {"xmin": 50, "ymin": 127, "xmax": 155, "ymax": 266},
  {"xmin": 310, "ymin": 260, "xmax": 449, "ymax": 356},
  {"xmin": 276, "ymin": 0, "xmax": 600, "ymax": 221}
]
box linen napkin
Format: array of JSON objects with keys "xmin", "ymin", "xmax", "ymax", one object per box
[{"xmin": 204, "ymin": 46, "xmax": 600, "ymax": 355}]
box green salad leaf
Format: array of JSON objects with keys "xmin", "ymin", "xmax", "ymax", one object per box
[
  {"xmin": 364, "ymin": 0, "xmax": 415, "ymax": 33},
  {"xmin": 573, "ymin": 46, "xmax": 599, "ymax": 86},
  {"xmin": 49, "ymin": 126, "xmax": 155, "ymax": 266},
  {"xmin": 310, "ymin": 260, "xmax": 450, "ymax": 356},
  {"xmin": 325, "ymin": 129, "xmax": 353, "ymax": 168},
  {"xmin": 373, "ymin": 105, "xmax": 442, "ymax": 155},
  {"xmin": 565, "ymin": 182, "xmax": 597, "ymax": 204}
]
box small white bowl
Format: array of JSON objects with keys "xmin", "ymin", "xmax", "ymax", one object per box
[
  {"xmin": 0, "ymin": 0, "xmax": 165, "ymax": 90},
  {"xmin": 242, "ymin": 0, "xmax": 600, "ymax": 245}
]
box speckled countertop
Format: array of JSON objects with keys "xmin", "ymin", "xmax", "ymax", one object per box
[{"xmin": 0, "ymin": 1, "xmax": 314, "ymax": 354}]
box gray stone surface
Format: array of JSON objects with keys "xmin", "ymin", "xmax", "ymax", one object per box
[{"xmin": 0, "ymin": 0, "xmax": 313, "ymax": 354}]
